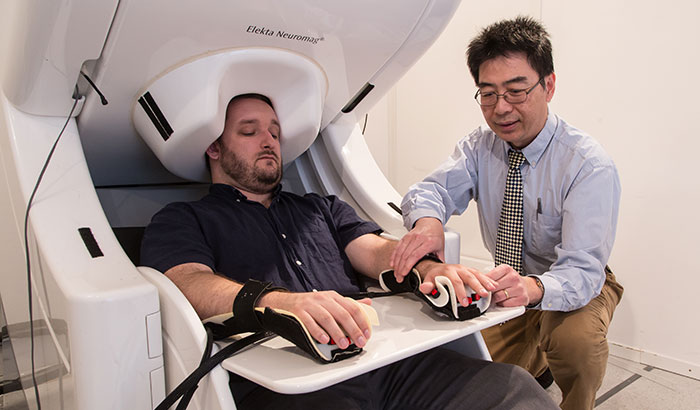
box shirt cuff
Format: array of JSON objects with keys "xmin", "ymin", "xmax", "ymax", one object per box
[
  {"xmin": 402, "ymin": 208, "xmax": 445, "ymax": 231},
  {"xmin": 538, "ymin": 274, "xmax": 563, "ymax": 311}
]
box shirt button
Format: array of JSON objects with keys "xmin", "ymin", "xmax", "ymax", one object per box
[
  {"xmin": 236, "ymin": 199, "xmax": 241, "ymax": 203},
  {"xmin": 547, "ymin": 303, "xmax": 552, "ymax": 308},
  {"xmin": 295, "ymin": 260, "xmax": 302, "ymax": 266},
  {"xmin": 281, "ymin": 233, "xmax": 287, "ymax": 239}
]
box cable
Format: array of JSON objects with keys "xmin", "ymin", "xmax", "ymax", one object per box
[
  {"xmin": 80, "ymin": 71, "xmax": 108, "ymax": 105},
  {"xmin": 23, "ymin": 93, "xmax": 80, "ymax": 410}
]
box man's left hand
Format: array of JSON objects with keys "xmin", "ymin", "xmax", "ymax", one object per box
[{"xmin": 486, "ymin": 264, "xmax": 542, "ymax": 307}]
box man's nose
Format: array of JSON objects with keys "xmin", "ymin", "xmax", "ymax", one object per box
[
  {"xmin": 493, "ymin": 95, "xmax": 513, "ymax": 114},
  {"xmin": 260, "ymin": 131, "xmax": 276, "ymax": 147}
]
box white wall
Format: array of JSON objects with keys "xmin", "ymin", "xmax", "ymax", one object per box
[{"xmin": 364, "ymin": 0, "xmax": 700, "ymax": 379}]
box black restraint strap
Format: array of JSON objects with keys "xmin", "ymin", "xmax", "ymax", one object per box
[
  {"xmin": 175, "ymin": 328, "xmax": 214, "ymax": 410},
  {"xmin": 206, "ymin": 279, "xmax": 286, "ymax": 339},
  {"xmin": 343, "ymin": 256, "xmax": 435, "ymax": 300},
  {"xmin": 231, "ymin": 279, "xmax": 273, "ymax": 332},
  {"xmin": 155, "ymin": 328, "xmax": 269, "ymax": 410}
]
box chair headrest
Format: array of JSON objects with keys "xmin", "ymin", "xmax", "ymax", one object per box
[{"xmin": 132, "ymin": 48, "xmax": 328, "ymax": 181}]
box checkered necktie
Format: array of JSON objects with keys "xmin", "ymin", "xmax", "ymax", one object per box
[{"xmin": 495, "ymin": 150, "xmax": 526, "ymax": 274}]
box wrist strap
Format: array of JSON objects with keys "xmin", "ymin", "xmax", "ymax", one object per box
[
  {"xmin": 206, "ymin": 279, "xmax": 287, "ymax": 339},
  {"xmin": 233, "ymin": 279, "xmax": 275, "ymax": 332}
]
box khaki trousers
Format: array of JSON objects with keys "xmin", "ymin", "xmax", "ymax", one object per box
[{"xmin": 481, "ymin": 269, "xmax": 623, "ymax": 410}]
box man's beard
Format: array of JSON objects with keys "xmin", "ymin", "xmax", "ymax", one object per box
[{"xmin": 219, "ymin": 143, "xmax": 282, "ymax": 194}]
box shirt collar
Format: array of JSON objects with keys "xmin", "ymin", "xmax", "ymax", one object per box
[
  {"xmin": 521, "ymin": 112, "xmax": 558, "ymax": 167},
  {"xmin": 210, "ymin": 183, "xmax": 283, "ymax": 203},
  {"xmin": 500, "ymin": 111, "xmax": 558, "ymax": 167}
]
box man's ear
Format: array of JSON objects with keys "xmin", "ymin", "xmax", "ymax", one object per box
[
  {"xmin": 545, "ymin": 72, "xmax": 556, "ymax": 102},
  {"xmin": 206, "ymin": 140, "xmax": 221, "ymax": 161}
]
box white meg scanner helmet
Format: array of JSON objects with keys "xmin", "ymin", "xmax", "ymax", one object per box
[{"xmin": 132, "ymin": 48, "xmax": 328, "ymax": 182}]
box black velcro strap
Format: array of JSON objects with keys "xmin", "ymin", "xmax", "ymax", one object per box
[
  {"xmin": 231, "ymin": 279, "xmax": 274, "ymax": 333},
  {"xmin": 205, "ymin": 280, "xmax": 287, "ymax": 339},
  {"xmin": 379, "ymin": 269, "xmax": 422, "ymax": 294},
  {"xmin": 155, "ymin": 329, "xmax": 268, "ymax": 410}
]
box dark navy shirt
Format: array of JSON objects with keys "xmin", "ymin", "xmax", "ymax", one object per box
[{"xmin": 141, "ymin": 184, "xmax": 382, "ymax": 293}]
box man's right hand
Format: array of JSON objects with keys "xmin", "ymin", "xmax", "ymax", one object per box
[
  {"xmin": 258, "ymin": 290, "xmax": 372, "ymax": 350},
  {"xmin": 390, "ymin": 217, "xmax": 445, "ymax": 281}
]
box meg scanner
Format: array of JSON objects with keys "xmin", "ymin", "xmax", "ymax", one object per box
[{"xmin": 0, "ymin": 1, "xmax": 522, "ymax": 409}]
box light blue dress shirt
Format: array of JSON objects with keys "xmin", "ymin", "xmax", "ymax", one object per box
[{"xmin": 401, "ymin": 112, "xmax": 620, "ymax": 311}]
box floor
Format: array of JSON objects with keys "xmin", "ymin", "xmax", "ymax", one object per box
[
  {"xmin": 545, "ymin": 355, "xmax": 700, "ymax": 409},
  {"xmin": 2, "ymin": 349, "xmax": 699, "ymax": 409}
]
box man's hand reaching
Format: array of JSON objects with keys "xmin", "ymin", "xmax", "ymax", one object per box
[
  {"xmin": 390, "ymin": 217, "xmax": 446, "ymax": 281},
  {"xmin": 486, "ymin": 264, "xmax": 543, "ymax": 308}
]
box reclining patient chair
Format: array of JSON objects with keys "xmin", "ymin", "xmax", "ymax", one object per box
[{"xmin": 0, "ymin": 1, "xmax": 515, "ymax": 409}]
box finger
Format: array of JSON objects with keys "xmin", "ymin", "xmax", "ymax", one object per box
[
  {"xmin": 436, "ymin": 249, "xmax": 446, "ymax": 262},
  {"xmin": 305, "ymin": 292, "xmax": 354, "ymax": 348},
  {"xmin": 390, "ymin": 234, "xmax": 417, "ymax": 269},
  {"xmin": 391, "ymin": 235, "xmax": 414, "ymax": 279},
  {"xmin": 499, "ymin": 292, "xmax": 526, "ymax": 307},
  {"xmin": 356, "ymin": 297, "xmax": 372, "ymax": 306},
  {"xmin": 394, "ymin": 238, "xmax": 421, "ymax": 282},
  {"xmin": 464, "ymin": 268, "xmax": 497, "ymax": 295},
  {"xmin": 336, "ymin": 297, "xmax": 372, "ymax": 347},
  {"xmin": 313, "ymin": 309, "xmax": 351, "ymax": 349},
  {"xmin": 491, "ymin": 288, "xmax": 509, "ymax": 305},
  {"xmin": 310, "ymin": 292, "xmax": 369, "ymax": 348},
  {"xmin": 389, "ymin": 238, "xmax": 405, "ymax": 268},
  {"xmin": 397, "ymin": 240, "xmax": 439, "ymax": 281},
  {"xmin": 395, "ymin": 254, "xmax": 419, "ymax": 282},
  {"xmin": 485, "ymin": 264, "xmax": 513, "ymax": 282},
  {"xmin": 440, "ymin": 268, "xmax": 489, "ymax": 303},
  {"xmin": 418, "ymin": 281, "xmax": 435, "ymax": 295},
  {"xmin": 451, "ymin": 277, "xmax": 469, "ymax": 306},
  {"xmin": 394, "ymin": 231, "xmax": 439, "ymax": 280},
  {"xmin": 296, "ymin": 310, "xmax": 331, "ymax": 345},
  {"xmin": 317, "ymin": 299, "xmax": 367, "ymax": 349}
]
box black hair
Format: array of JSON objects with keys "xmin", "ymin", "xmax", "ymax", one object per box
[{"xmin": 466, "ymin": 16, "xmax": 554, "ymax": 84}]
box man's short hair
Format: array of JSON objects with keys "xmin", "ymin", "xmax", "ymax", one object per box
[
  {"xmin": 466, "ymin": 16, "xmax": 554, "ymax": 84},
  {"xmin": 228, "ymin": 93, "xmax": 274, "ymax": 110}
]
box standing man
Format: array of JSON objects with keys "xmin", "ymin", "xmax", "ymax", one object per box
[
  {"xmin": 391, "ymin": 16, "xmax": 624, "ymax": 410},
  {"xmin": 141, "ymin": 93, "xmax": 557, "ymax": 410}
]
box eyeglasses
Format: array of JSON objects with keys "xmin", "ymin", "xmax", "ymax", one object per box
[{"xmin": 474, "ymin": 78, "xmax": 543, "ymax": 106}]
